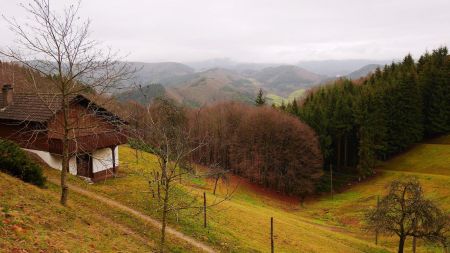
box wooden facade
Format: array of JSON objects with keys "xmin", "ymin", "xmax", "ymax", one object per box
[{"xmin": 0, "ymin": 86, "xmax": 127, "ymax": 182}]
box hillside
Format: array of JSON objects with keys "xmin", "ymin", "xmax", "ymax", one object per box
[
  {"xmin": 266, "ymin": 88, "xmax": 306, "ymax": 106},
  {"xmin": 297, "ymin": 59, "xmax": 390, "ymax": 77},
  {"xmin": 128, "ymin": 62, "xmax": 195, "ymax": 86},
  {"xmin": 304, "ymin": 137, "xmax": 450, "ymax": 252},
  {"xmin": 40, "ymin": 146, "xmax": 385, "ymax": 252},
  {"xmin": 115, "ymin": 83, "xmax": 166, "ymax": 104},
  {"xmin": 0, "ymin": 172, "xmax": 155, "ymax": 252},
  {"xmin": 116, "ymin": 62, "xmax": 330, "ymax": 107},
  {"xmin": 252, "ymin": 65, "xmax": 324, "ymax": 96},
  {"xmin": 346, "ymin": 64, "xmax": 381, "ymax": 79},
  {"xmin": 0, "ymin": 171, "xmax": 206, "ymax": 252},
  {"xmin": 36, "ymin": 134, "xmax": 449, "ymax": 253},
  {"xmin": 164, "ymin": 68, "xmax": 259, "ymax": 106},
  {"xmin": 3, "ymin": 135, "xmax": 448, "ymax": 253}
]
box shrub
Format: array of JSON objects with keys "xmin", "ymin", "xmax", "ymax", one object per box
[{"xmin": 0, "ymin": 138, "xmax": 46, "ymax": 187}]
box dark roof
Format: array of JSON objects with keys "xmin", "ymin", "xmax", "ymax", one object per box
[{"xmin": 0, "ymin": 93, "xmax": 124, "ymax": 123}]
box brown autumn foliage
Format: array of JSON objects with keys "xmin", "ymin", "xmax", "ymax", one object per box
[
  {"xmin": 190, "ymin": 102, "xmax": 323, "ymax": 197},
  {"xmin": 0, "ymin": 61, "xmax": 57, "ymax": 92}
]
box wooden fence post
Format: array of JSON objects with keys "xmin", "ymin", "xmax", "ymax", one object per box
[
  {"xmin": 271, "ymin": 217, "xmax": 274, "ymax": 253},
  {"xmin": 203, "ymin": 192, "xmax": 207, "ymax": 228},
  {"xmin": 330, "ymin": 164, "xmax": 333, "ymax": 200},
  {"xmin": 157, "ymin": 172, "xmax": 161, "ymax": 201},
  {"xmin": 375, "ymin": 195, "xmax": 379, "ymax": 245}
]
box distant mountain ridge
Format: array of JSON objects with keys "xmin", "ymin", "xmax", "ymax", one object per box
[
  {"xmin": 128, "ymin": 62, "xmax": 195, "ymax": 86},
  {"xmin": 297, "ymin": 59, "xmax": 391, "ymax": 77},
  {"xmin": 346, "ymin": 64, "xmax": 381, "ymax": 79},
  {"xmin": 118, "ymin": 58, "xmax": 391, "ymax": 107},
  {"xmin": 253, "ymin": 65, "xmax": 324, "ymax": 96},
  {"xmin": 167, "ymin": 68, "xmax": 258, "ymax": 107}
]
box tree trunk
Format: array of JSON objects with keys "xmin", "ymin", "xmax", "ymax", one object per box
[
  {"xmin": 111, "ymin": 146, "xmax": 116, "ymax": 176},
  {"xmin": 203, "ymin": 192, "xmax": 207, "ymax": 228},
  {"xmin": 213, "ymin": 176, "xmax": 219, "ymax": 195},
  {"xmin": 160, "ymin": 182, "xmax": 169, "ymax": 253},
  {"xmin": 337, "ymin": 136, "xmax": 342, "ymax": 170},
  {"xmin": 160, "ymin": 161, "xmax": 169, "ymax": 253},
  {"xmin": 135, "ymin": 148, "xmax": 139, "ymax": 163},
  {"xmin": 344, "ymin": 134, "xmax": 348, "ymax": 168},
  {"xmin": 157, "ymin": 172, "xmax": 161, "ymax": 201},
  {"xmin": 60, "ymin": 148, "xmax": 69, "ymax": 205},
  {"xmin": 398, "ymin": 236, "xmax": 406, "ymax": 253},
  {"xmin": 60, "ymin": 98, "xmax": 69, "ymax": 206},
  {"xmin": 412, "ymin": 236, "xmax": 416, "ymax": 253},
  {"xmin": 330, "ymin": 164, "xmax": 333, "ymax": 200},
  {"xmin": 149, "ymin": 181, "xmax": 155, "ymax": 198}
]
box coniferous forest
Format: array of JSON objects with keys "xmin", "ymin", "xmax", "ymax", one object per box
[{"xmin": 282, "ymin": 47, "xmax": 450, "ymax": 179}]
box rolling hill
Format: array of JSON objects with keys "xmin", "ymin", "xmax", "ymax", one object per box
[
  {"xmin": 127, "ymin": 61, "xmax": 195, "ymax": 87},
  {"xmin": 119, "ymin": 64, "xmax": 326, "ymax": 107},
  {"xmin": 114, "ymin": 59, "xmax": 393, "ymax": 107},
  {"xmin": 167, "ymin": 68, "xmax": 259, "ymax": 107},
  {"xmin": 297, "ymin": 59, "xmax": 391, "ymax": 77},
  {"xmin": 266, "ymin": 88, "xmax": 307, "ymax": 106},
  {"xmin": 251, "ymin": 65, "xmax": 324, "ymax": 96},
  {"xmin": 346, "ymin": 64, "xmax": 381, "ymax": 80},
  {"xmin": 115, "ymin": 83, "xmax": 166, "ymax": 104}
]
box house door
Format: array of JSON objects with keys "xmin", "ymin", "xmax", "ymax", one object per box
[{"xmin": 76, "ymin": 154, "xmax": 92, "ymax": 178}]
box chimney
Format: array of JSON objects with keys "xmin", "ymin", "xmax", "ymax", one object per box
[{"xmin": 2, "ymin": 84, "xmax": 13, "ymax": 107}]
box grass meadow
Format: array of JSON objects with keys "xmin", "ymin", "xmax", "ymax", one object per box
[{"xmin": 25, "ymin": 135, "xmax": 450, "ymax": 252}]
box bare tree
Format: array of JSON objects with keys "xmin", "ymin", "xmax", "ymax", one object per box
[
  {"xmin": 207, "ymin": 164, "xmax": 229, "ymax": 195},
  {"xmin": 366, "ymin": 177, "xmax": 449, "ymax": 253},
  {"xmin": 131, "ymin": 98, "xmax": 233, "ymax": 252},
  {"xmin": 0, "ymin": 0, "xmax": 132, "ymax": 205}
]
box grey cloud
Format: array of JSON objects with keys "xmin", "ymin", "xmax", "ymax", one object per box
[{"xmin": 0, "ymin": 0, "xmax": 448, "ymax": 63}]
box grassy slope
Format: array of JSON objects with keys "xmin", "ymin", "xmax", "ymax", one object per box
[
  {"xmin": 37, "ymin": 135, "xmax": 449, "ymax": 253},
  {"xmin": 0, "ymin": 173, "xmax": 154, "ymax": 252},
  {"xmin": 266, "ymin": 88, "xmax": 306, "ymax": 106},
  {"xmin": 0, "ymin": 171, "xmax": 204, "ymax": 252},
  {"xmin": 43, "ymin": 147, "xmax": 388, "ymax": 253},
  {"xmin": 304, "ymin": 137, "xmax": 450, "ymax": 252}
]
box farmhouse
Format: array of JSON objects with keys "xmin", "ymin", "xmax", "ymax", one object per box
[{"xmin": 0, "ymin": 84, "xmax": 127, "ymax": 182}]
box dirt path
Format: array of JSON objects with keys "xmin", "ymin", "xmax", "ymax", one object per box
[{"xmin": 47, "ymin": 178, "xmax": 216, "ymax": 253}]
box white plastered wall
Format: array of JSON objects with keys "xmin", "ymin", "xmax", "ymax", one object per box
[
  {"xmin": 91, "ymin": 146, "xmax": 119, "ymax": 173},
  {"xmin": 24, "ymin": 149, "xmax": 77, "ymax": 175}
]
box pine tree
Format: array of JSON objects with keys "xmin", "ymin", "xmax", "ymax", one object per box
[
  {"xmin": 418, "ymin": 47, "xmax": 450, "ymax": 136},
  {"xmin": 291, "ymin": 99, "xmax": 299, "ymax": 115},
  {"xmin": 255, "ymin": 88, "xmax": 266, "ymax": 106}
]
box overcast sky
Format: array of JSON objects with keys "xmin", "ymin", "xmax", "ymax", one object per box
[{"xmin": 0, "ymin": 0, "xmax": 449, "ymax": 63}]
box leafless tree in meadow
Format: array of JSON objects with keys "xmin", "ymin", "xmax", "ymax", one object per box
[
  {"xmin": 129, "ymin": 98, "xmax": 234, "ymax": 252},
  {"xmin": 366, "ymin": 177, "xmax": 449, "ymax": 253}
]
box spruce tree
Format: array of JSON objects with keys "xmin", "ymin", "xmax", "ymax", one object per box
[
  {"xmin": 255, "ymin": 88, "xmax": 266, "ymax": 106},
  {"xmin": 418, "ymin": 47, "xmax": 450, "ymax": 136}
]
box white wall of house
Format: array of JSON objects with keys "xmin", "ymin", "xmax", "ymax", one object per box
[
  {"xmin": 92, "ymin": 146, "xmax": 119, "ymax": 173},
  {"xmin": 24, "ymin": 149, "xmax": 77, "ymax": 175}
]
